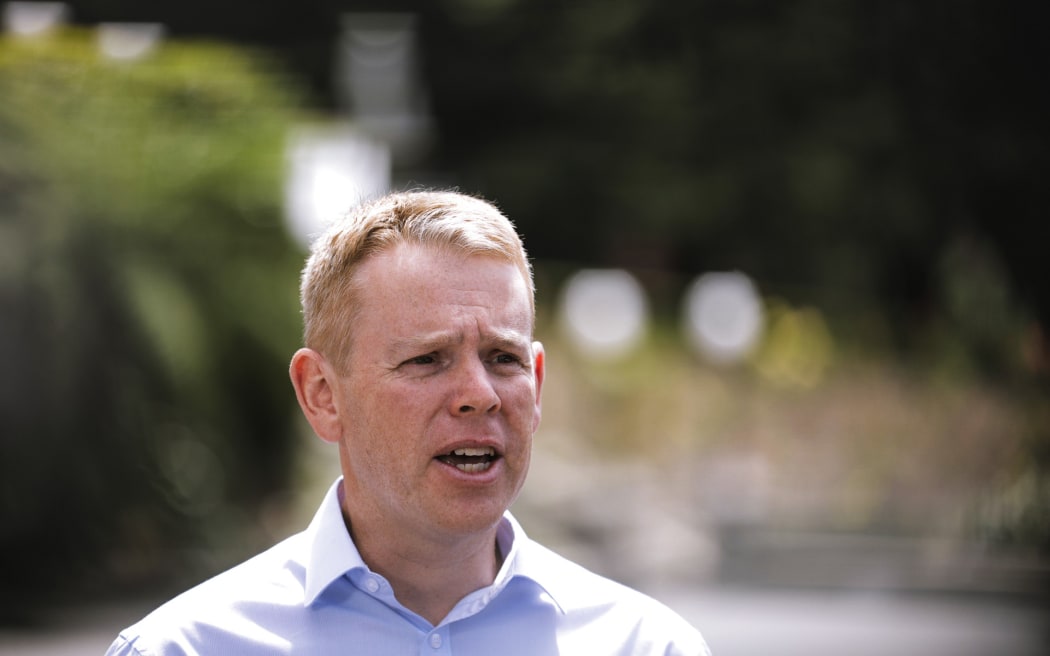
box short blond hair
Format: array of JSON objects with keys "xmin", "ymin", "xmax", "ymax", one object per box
[{"xmin": 300, "ymin": 190, "xmax": 535, "ymax": 367}]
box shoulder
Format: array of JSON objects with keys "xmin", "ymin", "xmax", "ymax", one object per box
[
  {"xmin": 518, "ymin": 540, "xmax": 711, "ymax": 655},
  {"xmin": 108, "ymin": 532, "xmax": 309, "ymax": 655}
]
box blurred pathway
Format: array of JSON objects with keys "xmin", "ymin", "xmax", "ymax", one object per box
[{"xmin": 657, "ymin": 585, "xmax": 1047, "ymax": 656}]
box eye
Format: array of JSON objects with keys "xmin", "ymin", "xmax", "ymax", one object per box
[
  {"xmin": 493, "ymin": 352, "xmax": 522, "ymax": 366},
  {"xmin": 404, "ymin": 354, "xmax": 437, "ymax": 366}
]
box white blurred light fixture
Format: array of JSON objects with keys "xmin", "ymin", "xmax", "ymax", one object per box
[
  {"xmin": 97, "ymin": 22, "xmax": 164, "ymax": 60},
  {"xmin": 284, "ymin": 125, "xmax": 391, "ymax": 250},
  {"xmin": 3, "ymin": 2, "xmax": 67, "ymax": 36},
  {"xmin": 683, "ymin": 271, "xmax": 764, "ymax": 365},
  {"xmin": 560, "ymin": 269, "xmax": 649, "ymax": 359}
]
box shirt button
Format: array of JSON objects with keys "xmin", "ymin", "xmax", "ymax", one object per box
[
  {"xmin": 429, "ymin": 633, "xmax": 442, "ymax": 649},
  {"xmin": 364, "ymin": 578, "xmax": 380, "ymax": 593}
]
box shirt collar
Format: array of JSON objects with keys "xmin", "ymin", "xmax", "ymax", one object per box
[
  {"xmin": 494, "ymin": 512, "xmax": 570, "ymax": 614},
  {"xmin": 301, "ymin": 478, "xmax": 572, "ymax": 614},
  {"xmin": 303, "ymin": 478, "xmax": 369, "ymax": 606}
]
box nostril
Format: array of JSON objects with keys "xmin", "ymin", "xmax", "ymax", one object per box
[{"xmin": 458, "ymin": 405, "xmax": 473, "ymax": 413}]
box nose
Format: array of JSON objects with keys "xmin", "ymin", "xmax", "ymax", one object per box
[{"xmin": 451, "ymin": 357, "xmax": 501, "ymax": 415}]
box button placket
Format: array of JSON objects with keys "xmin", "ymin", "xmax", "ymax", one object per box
[{"xmin": 422, "ymin": 627, "xmax": 450, "ymax": 655}]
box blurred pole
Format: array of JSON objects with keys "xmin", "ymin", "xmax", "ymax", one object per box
[{"xmin": 335, "ymin": 12, "xmax": 433, "ymax": 166}]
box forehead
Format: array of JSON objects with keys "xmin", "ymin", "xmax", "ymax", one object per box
[{"xmin": 353, "ymin": 243, "xmax": 532, "ymax": 328}]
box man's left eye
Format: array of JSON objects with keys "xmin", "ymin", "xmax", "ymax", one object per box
[{"xmin": 493, "ymin": 353, "xmax": 519, "ymax": 365}]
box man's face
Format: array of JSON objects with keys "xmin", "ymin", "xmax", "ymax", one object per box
[{"xmin": 329, "ymin": 243, "xmax": 544, "ymax": 541}]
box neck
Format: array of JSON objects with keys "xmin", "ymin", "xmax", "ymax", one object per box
[{"xmin": 340, "ymin": 501, "xmax": 503, "ymax": 626}]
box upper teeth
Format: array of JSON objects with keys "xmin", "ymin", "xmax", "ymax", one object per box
[{"xmin": 453, "ymin": 447, "xmax": 494, "ymax": 457}]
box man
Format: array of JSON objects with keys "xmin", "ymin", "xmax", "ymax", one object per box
[{"xmin": 107, "ymin": 190, "xmax": 710, "ymax": 655}]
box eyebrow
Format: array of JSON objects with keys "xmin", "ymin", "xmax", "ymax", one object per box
[{"xmin": 388, "ymin": 327, "xmax": 530, "ymax": 356}]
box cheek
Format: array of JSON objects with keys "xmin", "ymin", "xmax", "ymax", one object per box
[
  {"xmin": 361, "ymin": 384, "xmax": 440, "ymax": 438},
  {"xmin": 503, "ymin": 382, "xmax": 539, "ymax": 425},
  {"xmin": 352, "ymin": 377, "xmax": 429, "ymax": 411}
]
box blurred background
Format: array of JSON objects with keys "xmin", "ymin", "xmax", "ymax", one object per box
[{"xmin": 0, "ymin": 1, "xmax": 1047, "ymax": 654}]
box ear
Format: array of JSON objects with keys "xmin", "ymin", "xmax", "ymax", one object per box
[
  {"xmin": 531, "ymin": 341, "xmax": 545, "ymax": 429},
  {"xmin": 289, "ymin": 348, "xmax": 343, "ymax": 444}
]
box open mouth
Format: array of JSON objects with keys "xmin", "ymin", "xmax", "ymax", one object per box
[{"xmin": 436, "ymin": 446, "xmax": 499, "ymax": 473}]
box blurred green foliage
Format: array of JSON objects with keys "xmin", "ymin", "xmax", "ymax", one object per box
[{"xmin": 0, "ymin": 30, "xmax": 305, "ymax": 612}]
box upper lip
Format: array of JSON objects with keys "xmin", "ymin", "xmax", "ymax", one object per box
[{"xmin": 434, "ymin": 440, "xmax": 502, "ymax": 458}]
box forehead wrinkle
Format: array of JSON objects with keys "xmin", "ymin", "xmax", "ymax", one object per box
[
  {"xmin": 387, "ymin": 329, "xmax": 463, "ymax": 355},
  {"xmin": 482, "ymin": 325, "xmax": 532, "ymax": 351},
  {"xmin": 387, "ymin": 322, "xmax": 530, "ymax": 357},
  {"xmin": 465, "ymin": 309, "xmax": 532, "ymax": 348}
]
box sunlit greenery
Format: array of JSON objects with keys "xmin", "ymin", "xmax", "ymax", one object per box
[{"xmin": 0, "ymin": 29, "xmax": 305, "ymax": 607}]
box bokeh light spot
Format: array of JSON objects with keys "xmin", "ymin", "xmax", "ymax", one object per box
[
  {"xmin": 560, "ymin": 269, "xmax": 649, "ymax": 360},
  {"xmin": 97, "ymin": 23, "xmax": 164, "ymax": 60},
  {"xmin": 284, "ymin": 125, "xmax": 391, "ymax": 249},
  {"xmin": 683, "ymin": 271, "xmax": 764, "ymax": 365},
  {"xmin": 3, "ymin": 1, "xmax": 66, "ymax": 37}
]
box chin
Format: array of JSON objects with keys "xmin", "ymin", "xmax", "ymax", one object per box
[{"xmin": 435, "ymin": 503, "xmax": 508, "ymax": 536}]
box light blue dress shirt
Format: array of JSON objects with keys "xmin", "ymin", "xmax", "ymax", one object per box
[{"xmin": 107, "ymin": 479, "xmax": 710, "ymax": 655}]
